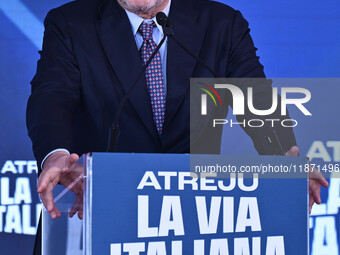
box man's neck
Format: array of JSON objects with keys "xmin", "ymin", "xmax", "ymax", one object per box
[{"xmin": 128, "ymin": 0, "xmax": 170, "ymax": 19}]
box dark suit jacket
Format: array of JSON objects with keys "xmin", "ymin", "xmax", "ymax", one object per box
[{"xmin": 26, "ymin": 0, "xmax": 296, "ymax": 173}]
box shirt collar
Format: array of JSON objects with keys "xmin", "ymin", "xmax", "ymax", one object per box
[{"xmin": 124, "ymin": 0, "xmax": 171, "ymax": 36}]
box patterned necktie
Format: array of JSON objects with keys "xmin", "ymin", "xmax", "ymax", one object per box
[{"xmin": 139, "ymin": 21, "xmax": 166, "ymax": 135}]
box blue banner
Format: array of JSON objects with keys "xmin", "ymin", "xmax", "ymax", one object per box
[{"xmin": 92, "ymin": 153, "xmax": 308, "ymax": 254}]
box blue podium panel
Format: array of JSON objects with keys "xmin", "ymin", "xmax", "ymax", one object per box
[{"xmin": 90, "ymin": 153, "xmax": 308, "ymax": 255}]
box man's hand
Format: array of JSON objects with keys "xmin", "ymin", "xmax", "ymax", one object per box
[
  {"xmin": 285, "ymin": 146, "xmax": 329, "ymax": 214},
  {"xmin": 37, "ymin": 151, "xmax": 84, "ymax": 219}
]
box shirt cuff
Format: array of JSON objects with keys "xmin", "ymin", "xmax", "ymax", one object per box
[{"xmin": 41, "ymin": 148, "xmax": 70, "ymax": 169}]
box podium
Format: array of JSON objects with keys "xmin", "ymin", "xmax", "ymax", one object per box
[{"xmin": 42, "ymin": 153, "xmax": 309, "ymax": 254}]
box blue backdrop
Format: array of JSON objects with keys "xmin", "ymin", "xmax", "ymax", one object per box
[{"xmin": 0, "ymin": 0, "xmax": 339, "ymax": 254}]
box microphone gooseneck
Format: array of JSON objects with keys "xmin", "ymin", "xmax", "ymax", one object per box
[
  {"xmin": 107, "ymin": 24, "xmax": 168, "ymax": 152},
  {"xmin": 108, "ymin": 12, "xmax": 225, "ymax": 152}
]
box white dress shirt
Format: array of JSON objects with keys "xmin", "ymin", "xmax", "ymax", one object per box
[{"xmin": 124, "ymin": 0, "xmax": 171, "ymax": 90}]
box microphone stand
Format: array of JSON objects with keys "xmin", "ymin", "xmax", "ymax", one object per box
[{"xmin": 107, "ymin": 34, "xmax": 168, "ymax": 152}]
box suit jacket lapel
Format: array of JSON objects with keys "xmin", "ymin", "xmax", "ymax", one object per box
[
  {"xmin": 95, "ymin": 0, "xmax": 159, "ymax": 142},
  {"xmin": 164, "ymin": 0, "xmax": 206, "ymax": 130}
]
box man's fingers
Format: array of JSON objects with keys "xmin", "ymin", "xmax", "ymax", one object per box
[
  {"xmin": 78, "ymin": 210, "xmax": 83, "ymax": 220},
  {"xmin": 37, "ymin": 152, "xmax": 83, "ymax": 220},
  {"xmin": 317, "ymin": 176, "xmax": 329, "ymax": 188},
  {"xmin": 310, "ymin": 179, "xmax": 322, "ymax": 204},
  {"xmin": 55, "ymin": 207, "xmax": 61, "ymax": 218},
  {"xmin": 285, "ymin": 146, "xmax": 299, "ymax": 156},
  {"xmin": 283, "ymin": 146, "xmax": 328, "ymax": 214},
  {"xmin": 310, "ymin": 170, "xmax": 329, "ymax": 188},
  {"xmin": 69, "ymin": 194, "xmax": 83, "ymax": 219},
  {"xmin": 311, "ymin": 192, "xmax": 321, "ymax": 205},
  {"xmin": 40, "ymin": 186, "xmax": 62, "ymax": 219},
  {"xmin": 50, "ymin": 207, "xmax": 61, "ymax": 219},
  {"xmin": 37, "ymin": 172, "xmax": 49, "ymax": 193},
  {"xmin": 66, "ymin": 153, "xmax": 80, "ymax": 169},
  {"xmin": 309, "ymin": 195, "xmax": 315, "ymax": 214},
  {"xmin": 37, "ymin": 171, "xmax": 61, "ymax": 219},
  {"xmin": 37, "ymin": 176, "xmax": 50, "ymax": 193},
  {"xmin": 37, "ymin": 167, "xmax": 59, "ymax": 193},
  {"xmin": 68, "ymin": 201, "xmax": 78, "ymax": 218},
  {"xmin": 68, "ymin": 180, "xmax": 84, "ymax": 219},
  {"xmin": 44, "ymin": 183, "xmax": 56, "ymax": 212}
]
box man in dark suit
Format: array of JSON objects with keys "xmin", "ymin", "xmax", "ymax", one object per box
[{"xmin": 27, "ymin": 0, "xmax": 327, "ymax": 227}]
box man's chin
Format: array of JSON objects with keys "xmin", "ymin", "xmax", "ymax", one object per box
[{"xmin": 117, "ymin": 0, "xmax": 166, "ymax": 16}]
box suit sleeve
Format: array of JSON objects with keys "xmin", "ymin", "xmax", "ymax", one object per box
[
  {"xmin": 226, "ymin": 11, "xmax": 297, "ymax": 154},
  {"xmin": 26, "ymin": 8, "xmax": 81, "ymax": 172}
]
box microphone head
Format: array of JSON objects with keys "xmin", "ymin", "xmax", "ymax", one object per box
[
  {"xmin": 156, "ymin": 12, "xmax": 174, "ymax": 37},
  {"xmin": 156, "ymin": 12, "xmax": 168, "ymax": 27}
]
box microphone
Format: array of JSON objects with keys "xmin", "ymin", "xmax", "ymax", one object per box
[
  {"xmin": 156, "ymin": 12, "xmax": 174, "ymax": 38},
  {"xmin": 156, "ymin": 12, "xmax": 218, "ymax": 77},
  {"xmin": 107, "ymin": 21, "xmax": 168, "ymax": 152}
]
